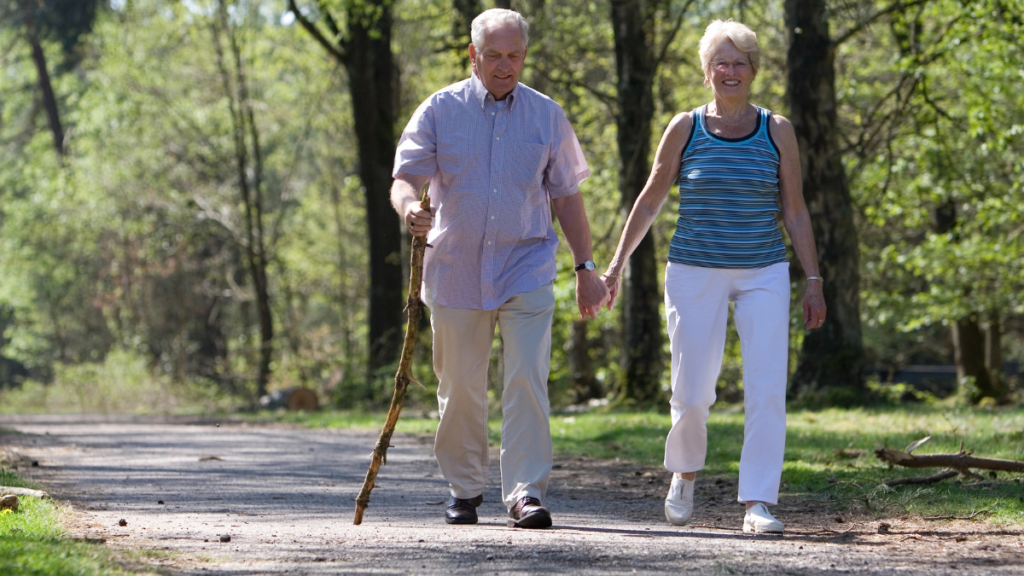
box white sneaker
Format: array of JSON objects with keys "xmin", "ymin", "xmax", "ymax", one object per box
[
  {"xmin": 664, "ymin": 474, "xmax": 695, "ymax": 526},
  {"xmin": 743, "ymin": 503, "xmax": 784, "ymax": 533}
]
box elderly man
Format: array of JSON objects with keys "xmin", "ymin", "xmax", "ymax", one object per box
[{"xmin": 390, "ymin": 8, "xmax": 609, "ymax": 529}]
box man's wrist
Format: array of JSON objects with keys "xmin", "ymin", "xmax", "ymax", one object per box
[{"xmin": 403, "ymin": 196, "xmax": 418, "ymax": 214}]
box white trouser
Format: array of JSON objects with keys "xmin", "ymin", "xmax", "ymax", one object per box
[
  {"xmin": 663, "ymin": 261, "xmax": 790, "ymax": 504},
  {"xmin": 425, "ymin": 283, "xmax": 555, "ymax": 509}
]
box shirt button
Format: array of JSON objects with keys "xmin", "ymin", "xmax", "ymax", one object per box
[
  {"xmin": 490, "ymin": 215, "xmax": 495, "ymax": 220},
  {"xmin": 491, "ymin": 112, "xmax": 495, "ymax": 116},
  {"xmin": 487, "ymin": 241, "xmax": 492, "ymax": 245},
  {"xmin": 493, "ymin": 189, "xmax": 497, "ymax": 193},
  {"xmin": 495, "ymin": 137, "xmax": 500, "ymax": 141}
]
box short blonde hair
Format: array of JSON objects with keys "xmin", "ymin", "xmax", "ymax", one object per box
[{"xmin": 698, "ymin": 20, "xmax": 760, "ymax": 88}]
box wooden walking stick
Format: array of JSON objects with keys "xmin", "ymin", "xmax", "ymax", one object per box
[{"xmin": 353, "ymin": 190, "xmax": 430, "ymax": 525}]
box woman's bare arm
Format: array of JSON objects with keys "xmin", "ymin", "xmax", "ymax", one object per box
[
  {"xmin": 602, "ymin": 112, "xmax": 694, "ymax": 308},
  {"xmin": 771, "ymin": 114, "xmax": 826, "ymax": 330}
]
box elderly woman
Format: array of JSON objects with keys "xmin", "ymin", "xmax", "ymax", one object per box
[{"xmin": 602, "ymin": 20, "xmax": 826, "ymax": 533}]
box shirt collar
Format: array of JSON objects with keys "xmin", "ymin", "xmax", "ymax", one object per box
[{"xmin": 470, "ymin": 71, "xmax": 519, "ymax": 111}]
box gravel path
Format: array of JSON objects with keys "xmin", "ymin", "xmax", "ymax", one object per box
[{"xmin": 1, "ymin": 414, "xmax": 1022, "ymax": 575}]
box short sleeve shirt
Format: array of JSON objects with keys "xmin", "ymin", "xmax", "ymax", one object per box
[{"xmin": 393, "ymin": 73, "xmax": 590, "ymax": 310}]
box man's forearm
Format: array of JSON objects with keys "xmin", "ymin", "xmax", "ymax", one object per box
[
  {"xmin": 552, "ymin": 191, "xmax": 610, "ymax": 317},
  {"xmin": 392, "ymin": 174, "xmax": 432, "ymax": 236},
  {"xmin": 551, "ymin": 193, "xmax": 594, "ymax": 265},
  {"xmin": 390, "ymin": 176, "xmax": 427, "ymax": 216}
]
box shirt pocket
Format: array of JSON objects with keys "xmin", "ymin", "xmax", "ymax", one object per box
[
  {"xmin": 508, "ymin": 141, "xmax": 549, "ymax": 188},
  {"xmin": 510, "ymin": 141, "xmax": 551, "ymax": 239}
]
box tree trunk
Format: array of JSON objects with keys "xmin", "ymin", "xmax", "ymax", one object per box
[
  {"xmin": 934, "ymin": 197, "xmax": 1005, "ymax": 402},
  {"xmin": 289, "ymin": 0, "xmax": 405, "ymax": 378},
  {"xmin": 343, "ymin": 2, "xmax": 404, "ymax": 376},
  {"xmin": 331, "ymin": 185, "xmax": 356, "ymax": 384},
  {"xmin": 952, "ymin": 315, "xmax": 992, "ymax": 401},
  {"xmin": 569, "ymin": 319, "xmax": 601, "ymax": 404},
  {"xmin": 453, "ymin": 0, "xmax": 481, "ymax": 43},
  {"xmin": 26, "ymin": 24, "xmax": 65, "ymax": 157},
  {"xmin": 784, "ymin": 0, "xmax": 865, "ymax": 398},
  {"xmin": 984, "ymin": 315, "xmax": 1003, "ymax": 399},
  {"xmin": 233, "ymin": 15, "xmax": 274, "ymax": 398},
  {"xmin": 452, "ymin": 0, "xmax": 482, "ymax": 83},
  {"xmin": 524, "ymin": 0, "xmax": 548, "ymax": 95},
  {"xmin": 213, "ymin": 1, "xmax": 274, "ymax": 397},
  {"xmin": 611, "ymin": 0, "xmax": 663, "ymax": 406}
]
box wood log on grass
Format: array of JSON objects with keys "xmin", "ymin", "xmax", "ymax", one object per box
[
  {"xmin": 875, "ymin": 448, "xmax": 1024, "ymax": 474},
  {"xmin": 0, "ymin": 486, "xmax": 49, "ymax": 499},
  {"xmin": 353, "ymin": 191, "xmax": 430, "ymax": 526}
]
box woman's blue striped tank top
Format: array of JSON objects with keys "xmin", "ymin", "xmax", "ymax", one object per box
[{"xmin": 667, "ymin": 104, "xmax": 788, "ymax": 269}]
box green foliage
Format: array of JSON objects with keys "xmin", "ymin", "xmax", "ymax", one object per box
[
  {"xmin": 789, "ymin": 385, "xmax": 872, "ymax": 410},
  {"xmin": 0, "ymin": 0, "xmax": 1022, "ymax": 409},
  {"xmin": 0, "ymin": 0, "xmax": 371, "ymax": 402},
  {"xmin": 0, "ymin": 466, "xmax": 37, "ymax": 491},
  {"xmin": 0, "ymin": 349, "xmax": 239, "ymax": 414},
  {"xmin": 849, "ymin": 0, "xmax": 1024, "ymax": 376},
  {"xmin": 867, "ymin": 378, "xmax": 939, "ymax": 405}
]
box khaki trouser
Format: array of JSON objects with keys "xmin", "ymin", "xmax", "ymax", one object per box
[{"xmin": 425, "ymin": 282, "xmax": 554, "ymax": 509}]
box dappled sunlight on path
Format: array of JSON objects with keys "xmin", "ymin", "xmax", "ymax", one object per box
[{"xmin": 1, "ymin": 414, "xmax": 1022, "ymax": 575}]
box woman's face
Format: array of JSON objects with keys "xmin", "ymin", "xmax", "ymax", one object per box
[{"xmin": 707, "ymin": 40, "xmax": 754, "ymax": 100}]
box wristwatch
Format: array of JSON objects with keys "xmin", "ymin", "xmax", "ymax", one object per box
[{"xmin": 574, "ymin": 260, "xmax": 596, "ymax": 272}]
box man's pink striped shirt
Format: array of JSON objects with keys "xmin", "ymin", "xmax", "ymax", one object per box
[{"xmin": 393, "ymin": 74, "xmax": 590, "ymax": 310}]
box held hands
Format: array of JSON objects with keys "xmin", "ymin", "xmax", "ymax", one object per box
[
  {"xmin": 576, "ymin": 270, "xmax": 611, "ymax": 319},
  {"xmin": 402, "ymin": 198, "xmax": 434, "ymax": 237},
  {"xmin": 803, "ymin": 280, "xmax": 826, "ymax": 330},
  {"xmin": 600, "ymin": 271, "xmax": 622, "ymax": 311}
]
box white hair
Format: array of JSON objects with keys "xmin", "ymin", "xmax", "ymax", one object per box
[
  {"xmin": 471, "ymin": 8, "xmax": 529, "ymax": 50},
  {"xmin": 698, "ymin": 20, "xmax": 760, "ymax": 88}
]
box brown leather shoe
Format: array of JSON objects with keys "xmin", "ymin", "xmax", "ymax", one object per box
[
  {"xmin": 507, "ymin": 496, "xmax": 552, "ymax": 529},
  {"xmin": 444, "ymin": 494, "xmax": 483, "ymax": 525}
]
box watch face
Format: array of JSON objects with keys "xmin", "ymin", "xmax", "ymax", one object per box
[{"xmin": 577, "ymin": 261, "xmax": 596, "ymax": 271}]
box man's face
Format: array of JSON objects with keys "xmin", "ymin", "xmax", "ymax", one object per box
[{"xmin": 468, "ymin": 23, "xmax": 526, "ymax": 101}]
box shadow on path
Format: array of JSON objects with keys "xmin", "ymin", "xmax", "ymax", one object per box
[{"xmin": 1, "ymin": 414, "xmax": 1021, "ymax": 576}]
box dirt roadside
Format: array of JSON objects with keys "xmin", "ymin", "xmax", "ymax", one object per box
[{"xmin": 1, "ymin": 414, "xmax": 1022, "ymax": 575}]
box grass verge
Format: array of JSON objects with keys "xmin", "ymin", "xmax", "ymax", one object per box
[
  {"xmin": 0, "ymin": 468, "xmax": 145, "ymax": 576},
  {"xmin": 273, "ymin": 404, "xmax": 1024, "ymax": 524}
]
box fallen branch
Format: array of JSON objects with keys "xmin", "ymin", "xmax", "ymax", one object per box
[
  {"xmin": 923, "ymin": 502, "xmax": 997, "ymax": 521},
  {"xmin": 885, "ymin": 469, "xmax": 958, "ymax": 486},
  {"xmin": 353, "ymin": 190, "xmax": 430, "ymax": 526},
  {"xmin": 0, "ymin": 486, "xmax": 49, "ymax": 499},
  {"xmin": 874, "ymin": 448, "xmax": 1024, "ymax": 473}
]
